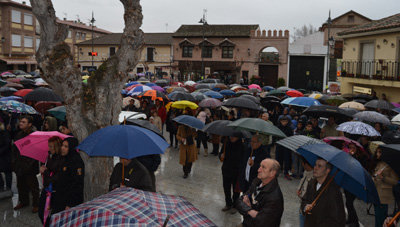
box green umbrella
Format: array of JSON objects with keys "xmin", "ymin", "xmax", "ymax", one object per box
[
  {"xmin": 323, "ymin": 96, "xmax": 347, "ymax": 106},
  {"xmin": 0, "ymin": 79, "xmax": 6, "ymax": 87},
  {"xmin": 48, "ymin": 105, "xmax": 66, "ymax": 121},
  {"xmin": 228, "ymin": 118, "xmax": 287, "ymax": 138},
  {"xmin": 267, "ymin": 89, "xmax": 286, "ymax": 96}
]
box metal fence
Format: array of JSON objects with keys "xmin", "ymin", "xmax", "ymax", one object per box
[{"xmin": 341, "ymin": 60, "xmax": 400, "ymax": 80}]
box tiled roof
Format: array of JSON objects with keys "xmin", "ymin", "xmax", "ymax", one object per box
[
  {"xmin": 76, "ymin": 33, "xmax": 173, "ymax": 46},
  {"xmin": 57, "ymin": 19, "xmax": 111, "ymax": 34},
  {"xmin": 338, "ymin": 13, "xmax": 400, "ymax": 36},
  {"xmin": 173, "ymin": 24, "xmax": 259, "ymax": 37},
  {"xmin": 0, "ymin": 0, "xmax": 31, "ymax": 10}
]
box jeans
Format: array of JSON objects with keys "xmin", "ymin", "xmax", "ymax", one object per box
[
  {"xmin": 299, "ymin": 211, "xmax": 305, "ymax": 227},
  {"xmin": 374, "ymin": 204, "xmax": 388, "ymax": 227}
]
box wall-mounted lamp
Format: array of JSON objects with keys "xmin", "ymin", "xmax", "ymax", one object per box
[
  {"xmin": 391, "ymin": 43, "xmax": 395, "ymax": 48},
  {"xmin": 247, "ymin": 48, "xmax": 251, "ymax": 56},
  {"xmin": 383, "ymin": 39, "xmax": 388, "ymax": 45},
  {"xmin": 377, "ymin": 44, "xmax": 381, "ymax": 49}
]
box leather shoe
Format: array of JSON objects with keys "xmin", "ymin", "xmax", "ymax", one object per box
[
  {"xmin": 13, "ymin": 203, "xmax": 26, "ymax": 210},
  {"xmin": 221, "ymin": 206, "xmax": 231, "ymax": 212},
  {"xmin": 32, "ymin": 207, "xmax": 39, "ymax": 213}
]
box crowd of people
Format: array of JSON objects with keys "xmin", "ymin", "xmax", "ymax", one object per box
[{"xmin": 1, "ymin": 79, "xmax": 400, "ymax": 227}]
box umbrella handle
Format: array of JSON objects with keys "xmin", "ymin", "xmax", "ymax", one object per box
[
  {"xmin": 387, "ymin": 211, "xmax": 400, "ymax": 227},
  {"xmin": 121, "ymin": 162, "xmax": 124, "ymax": 186},
  {"xmin": 305, "ymin": 170, "xmax": 338, "ymax": 214},
  {"xmin": 162, "ymin": 215, "xmax": 170, "ymax": 227}
]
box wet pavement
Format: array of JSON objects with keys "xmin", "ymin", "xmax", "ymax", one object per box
[{"xmin": 1, "ymin": 142, "xmax": 377, "ymax": 226}]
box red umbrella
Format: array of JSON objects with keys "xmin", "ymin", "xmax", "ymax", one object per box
[
  {"xmin": 286, "ymin": 90, "xmax": 304, "ymax": 97},
  {"xmin": 34, "ymin": 101, "xmax": 62, "ymax": 114},
  {"xmin": 14, "ymin": 89, "xmax": 33, "ymax": 97},
  {"xmin": 126, "ymin": 84, "xmax": 143, "ymax": 91}
]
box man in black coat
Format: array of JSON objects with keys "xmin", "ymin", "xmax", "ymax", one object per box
[
  {"xmin": 237, "ymin": 158, "xmax": 284, "ymax": 227},
  {"xmin": 109, "ymin": 158, "xmax": 154, "ymax": 192},
  {"xmin": 219, "ymin": 136, "xmax": 245, "ymax": 213},
  {"xmin": 11, "ymin": 115, "xmax": 39, "ymax": 213},
  {"xmin": 301, "ymin": 158, "xmax": 345, "ymax": 227}
]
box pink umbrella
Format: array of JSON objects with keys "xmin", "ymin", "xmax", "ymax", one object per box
[
  {"xmin": 151, "ymin": 85, "xmax": 165, "ymax": 92},
  {"xmin": 14, "ymin": 131, "xmax": 72, "ymax": 163},
  {"xmin": 392, "ymin": 102, "xmax": 400, "ymax": 108},
  {"xmin": 248, "ymin": 84, "xmax": 262, "ymax": 91},
  {"xmin": 322, "ymin": 136, "xmax": 365, "ymax": 154},
  {"xmin": 43, "ymin": 182, "xmax": 53, "ymax": 226}
]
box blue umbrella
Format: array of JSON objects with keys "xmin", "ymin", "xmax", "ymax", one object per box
[
  {"xmin": 77, "ymin": 125, "xmax": 169, "ymax": 159},
  {"xmin": 145, "ymin": 83, "xmax": 156, "ymax": 87},
  {"xmin": 297, "ymin": 143, "xmax": 380, "ymax": 205},
  {"xmin": 121, "ymin": 89, "xmax": 128, "ymax": 95},
  {"xmin": 0, "ymin": 100, "xmax": 39, "ymax": 114},
  {"xmin": 262, "ymin": 86, "xmax": 275, "ymax": 91},
  {"xmin": 219, "ymin": 89, "xmax": 235, "ymax": 96},
  {"xmin": 173, "ymin": 115, "xmax": 205, "ymax": 130},
  {"xmin": 204, "ymin": 91, "xmax": 223, "ymax": 99},
  {"xmin": 282, "ymin": 97, "xmax": 321, "ymax": 107},
  {"xmin": 336, "ymin": 121, "xmax": 380, "ymax": 137},
  {"xmin": 280, "ymin": 97, "xmax": 296, "ymax": 105},
  {"xmin": 0, "ymin": 96, "xmax": 23, "ymax": 102},
  {"xmin": 126, "ymin": 81, "xmax": 139, "ymax": 87}
]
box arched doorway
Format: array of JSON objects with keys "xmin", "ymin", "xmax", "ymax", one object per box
[{"xmin": 259, "ymin": 47, "xmax": 279, "ymax": 86}]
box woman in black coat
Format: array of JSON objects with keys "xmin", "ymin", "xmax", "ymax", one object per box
[{"xmin": 53, "ymin": 137, "xmax": 84, "ymax": 213}]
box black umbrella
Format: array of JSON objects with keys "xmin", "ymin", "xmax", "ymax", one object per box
[
  {"xmin": 240, "ymin": 94, "xmax": 261, "ymax": 104},
  {"xmin": 382, "ymin": 131, "xmax": 400, "ymax": 144},
  {"xmin": 155, "ymin": 79, "xmax": 169, "ymax": 87},
  {"xmin": 354, "ymin": 94, "xmax": 374, "ymax": 101},
  {"xmin": 353, "ymin": 111, "xmax": 391, "ymax": 125},
  {"xmin": 261, "ymin": 95, "xmax": 281, "ymax": 102},
  {"xmin": 277, "ymin": 86, "xmax": 291, "ymax": 92},
  {"xmin": 236, "ymin": 90, "xmax": 251, "ymax": 96},
  {"xmin": 124, "ymin": 119, "xmax": 164, "ymax": 139},
  {"xmin": 261, "ymin": 100, "xmax": 282, "ymax": 110},
  {"xmin": 20, "ymin": 79, "xmax": 36, "ymax": 88},
  {"xmin": 378, "ymin": 144, "xmax": 400, "ymax": 176},
  {"xmin": 195, "ymin": 88, "xmax": 211, "ymax": 93},
  {"xmin": 202, "ymin": 120, "xmax": 251, "ymax": 138},
  {"xmin": 191, "ymin": 92, "xmax": 208, "ymax": 101},
  {"xmin": 24, "ymin": 87, "xmax": 63, "ymax": 102},
  {"xmin": 276, "ymin": 135, "xmax": 325, "ymax": 153},
  {"xmin": 168, "ymin": 91, "xmax": 195, "ymax": 102},
  {"xmin": 353, "ymin": 99, "xmax": 368, "ymax": 104},
  {"xmin": 302, "ymin": 105, "xmax": 352, "ymax": 123},
  {"xmin": 0, "ymin": 87, "xmax": 18, "ymax": 96},
  {"xmin": 340, "ymin": 108, "xmax": 360, "ymax": 116},
  {"xmin": 365, "ymin": 99, "xmax": 395, "ymax": 111},
  {"xmin": 223, "ymin": 97, "xmax": 261, "ymax": 111},
  {"xmin": 195, "ymin": 84, "xmax": 212, "ymax": 90}
]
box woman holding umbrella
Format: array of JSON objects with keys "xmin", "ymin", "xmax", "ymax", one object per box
[{"xmin": 176, "ymin": 124, "xmax": 197, "ymax": 178}]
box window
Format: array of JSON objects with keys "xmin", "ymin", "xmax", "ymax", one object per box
[
  {"xmin": 75, "ymin": 32, "xmax": 80, "ymax": 40},
  {"xmin": 24, "ymin": 14, "xmax": 33, "ymax": 25},
  {"xmin": 12, "ymin": 10, "xmax": 21, "ymax": 23},
  {"xmin": 24, "ymin": 36, "xmax": 33, "ymax": 47},
  {"xmin": 222, "ymin": 46, "xmax": 234, "ymax": 58},
  {"xmin": 36, "ymin": 38, "xmax": 40, "ymax": 50},
  {"xmin": 182, "ymin": 46, "xmax": 193, "ymax": 58},
  {"xmin": 68, "ymin": 30, "xmax": 72, "ymax": 38},
  {"xmin": 202, "ymin": 46, "xmax": 213, "ymax": 58},
  {"xmin": 147, "ymin": 47, "xmax": 154, "ymax": 61},
  {"xmin": 348, "ymin": 15, "xmax": 355, "ymax": 23},
  {"xmin": 109, "ymin": 47, "xmax": 116, "ymax": 56},
  {"xmin": 81, "ymin": 33, "xmax": 86, "ymax": 40},
  {"xmin": 11, "ymin": 34, "xmax": 21, "ymax": 47}
]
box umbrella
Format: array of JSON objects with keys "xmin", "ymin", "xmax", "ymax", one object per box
[
  {"xmin": 139, "ymin": 90, "xmax": 169, "ymax": 102},
  {"xmin": 48, "ymin": 106, "xmax": 66, "ymax": 121},
  {"xmin": 277, "ymin": 86, "xmax": 291, "ymax": 92},
  {"xmin": 20, "ymin": 78, "xmax": 36, "ymax": 87},
  {"xmin": 248, "ymin": 84, "xmax": 262, "ymax": 91},
  {"xmin": 0, "ymin": 87, "xmax": 18, "ymax": 96},
  {"xmin": 184, "ymin": 85, "xmax": 196, "ymax": 93},
  {"xmin": 267, "ymin": 89, "xmax": 287, "ymax": 96},
  {"xmin": 381, "ymin": 131, "xmax": 400, "ymax": 144},
  {"xmin": 302, "ymin": 105, "xmax": 352, "ymax": 123},
  {"xmin": 0, "ymin": 96, "xmax": 23, "ymax": 102},
  {"xmin": 339, "ymin": 101, "xmax": 365, "ymax": 111},
  {"xmin": 34, "ymin": 101, "xmax": 62, "ymax": 114},
  {"xmin": 240, "ymin": 94, "xmax": 261, "ymax": 104},
  {"xmin": 0, "ymin": 100, "xmax": 39, "ymax": 114},
  {"xmin": 212, "ymin": 83, "xmax": 228, "ymax": 91},
  {"xmin": 202, "ymin": 120, "xmax": 251, "ymax": 138},
  {"xmin": 262, "ymin": 86, "xmax": 275, "ymax": 91},
  {"xmin": 236, "ymin": 90, "xmax": 251, "ymax": 96},
  {"xmin": 155, "ymin": 79, "xmax": 169, "ymax": 87},
  {"xmin": 392, "ymin": 113, "xmax": 400, "ymax": 125},
  {"xmin": 126, "ymin": 84, "xmax": 143, "ymax": 91},
  {"xmin": 286, "ymin": 90, "xmax": 303, "ymax": 97},
  {"xmin": 337, "ymin": 121, "xmax": 381, "ymax": 137},
  {"xmin": 353, "ymin": 99, "xmax": 368, "ymax": 104},
  {"xmin": 128, "ymin": 85, "xmax": 153, "ymax": 96},
  {"xmin": 77, "ymin": 125, "xmax": 169, "ymax": 159},
  {"xmin": 24, "ymin": 87, "xmax": 63, "ymax": 102},
  {"xmin": 231, "ymin": 86, "xmax": 247, "ymax": 92},
  {"xmin": 353, "ymin": 111, "xmax": 391, "ymax": 125},
  {"xmin": 323, "ymin": 96, "xmax": 347, "ymax": 106},
  {"xmin": 353, "ymin": 94, "xmax": 374, "ymax": 101},
  {"xmin": 50, "ymin": 187, "xmax": 216, "ymax": 227},
  {"xmin": 228, "ymin": 118, "xmax": 287, "ymax": 138},
  {"xmin": 297, "ymin": 144, "xmax": 380, "ymax": 205},
  {"xmin": 191, "ymin": 92, "xmax": 208, "ymax": 101},
  {"xmin": 173, "ymin": 115, "xmax": 205, "ymax": 130},
  {"xmin": 0, "ymin": 79, "xmax": 6, "ymax": 86},
  {"xmin": 145, "ymin": 83, "xmax": 156, "ymax": 87},
  {"xmin": 322, "ymin": 136, "xmax": 365, "ymax": 154},
  {"xmin": 5, "ymin": 82, "xmax": 24, "ymax": 89},
  {"xmin": 223, "ymin": 97, "xmax": 261, "ymax": 111},
  {"xmin": 14, "ymin": 131, "xmax": 72, "ymax": 163},
  {"xmin": 309, "ymin": 93, "xmax": 323, "ymax": 99},
  {"xmin": 168, "ymin": 91, "xmax": 196, "ymax": 102},
  {"xmin": 1, "ymin": 72, "xmax": 16, "ymax": 78},
  {"xmin": 167, "ymin": 87, "xmax": 188, "ymax": 94},
  {"xmin": 340, "ymin": 108, "xmax": 360, "ymax": 116},
  {"xmin": 171, "ymin": 100, "xmax": 198, "ymax": 110},
  {"xmin": 204, "ymin": 90, "xmax": 223, "ymax": 99},
  {"xmin": 378, "ymin": 144, "xmax": 400, "ymax": 176},
  {"xmin": 282, "ymin": 97, "xmax": 321, "ymax": 108},
  {"xmin": 125, "ymin": 119, "xmax": 164, "ymax": 139},
  {"xmin": 171, "ymin": 82, "xmax": 184, "ymax": 87},
  {"xmin": 195, "ymin": 88, "xmax": 211, "ymax": 93},
  {"xmin": 219, "ymin": 89, "xmax": 235, "ymax": 96},
  {"xmin": 261, "ymin": 95, "xmax": 281, "ymax": 102},
  {"xmin": 276, "ymin": 135, "xmax": 325, "ymax": 153},
  {"xmin": 118, "ymin": 111, "xmax": 147, "ymax": 123},
  {"xmin": 184, "ymin": 80, "xmax": 196, "ymax": 86},
  {"xmin": 151, "ymin": 86, "xmax": 165, "ymax": 92},
  {"xmin": 14, "ymin": 88, "xmax": 33, "ymax": 97},
  {"xmin": 364, "ymin": 99, "xmax": 395, "ymax": 111},
  {"xmin": 195, "ymin": 84, "xmax": 212, "ymax": 90},
  {"xmin": 199, "ymin": 98, "xmax": 222, "ymax": 108},
  {"xmin": 126, "ymin": 81, "xmax": 139, "ymax": 87},
  {"xmin": 35, "ymin": 78, "xmax": 48, "ymax": 86}
]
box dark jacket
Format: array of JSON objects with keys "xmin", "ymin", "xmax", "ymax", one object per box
[
  {"xmin": 237, "ymin": 178, "xmax": 284, "ymax": 227},
  {"xmin": 109, "ymin": 158, "xmax": 154, "ymax": 192},
  {"xmin": 301, "ymin": 178, "xmax": 346, "ymax": 227},
  {"xmin": 11, "ymin": 129, "xmax": 39, "ymax": 176},
  {"xmin": 239, "ymin": 145, "xmax": 269, "ymax": 192},
  {"xmin": 220, "ymin": 139, "xmax": 245, "ymax": 177},
  {"xmin": 0, "ymin": 129, "xmax": 11, "ymax": 172},
  {"xmin": 136, "ymin": 154, "xmax": 161, "ymax": 173},
  {"xmin": 42, "ymin": 153, "xmax": 64, "ymax": 189}
]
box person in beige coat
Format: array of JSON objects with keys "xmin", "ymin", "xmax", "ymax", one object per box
[
  {"xmin": 176, "ymin": 125, "xmax": 197, "ymax": 178},
  {"xmin": 373, "ymin": 148, "xmax": 399, "ymax": 227}
]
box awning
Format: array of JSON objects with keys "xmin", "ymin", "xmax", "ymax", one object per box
[{"xmin": 0, "ymin": 58, "xmax": 37, "ymax": 65}]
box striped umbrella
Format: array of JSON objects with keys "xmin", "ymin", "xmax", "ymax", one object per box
[{"xmin": 128, "ymin": 85, "xmax": 153, "ymax": 96}]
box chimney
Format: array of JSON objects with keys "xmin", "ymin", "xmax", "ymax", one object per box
[
  {"xmin": 22, "ymin": 1, "xmax": 26, "ymax": 4},
  {"xmin": 63, "ymin": 18, "xmax": 66, "ymax": 21}
]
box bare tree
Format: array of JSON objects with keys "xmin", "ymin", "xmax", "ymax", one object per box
[
  {"xmin": 291, "ymin": 24, "xmax": 318, "ymax": 42},
  {"xmin": 30, "ymin": 0, "xmax": 144, "ymax": 200}
]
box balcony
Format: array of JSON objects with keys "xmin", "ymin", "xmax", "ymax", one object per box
[
  {"xmin": 259, "ymin": 52, "xmax": 279, "ymax": 64},
  {"xmin": 341, "ymin": 60, "xmax": 400, "ymax": 81}
]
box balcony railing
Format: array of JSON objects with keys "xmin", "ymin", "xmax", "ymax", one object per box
[{"xmin": 341, "ymin": 60, "xmax": 400, "ymax": 81}]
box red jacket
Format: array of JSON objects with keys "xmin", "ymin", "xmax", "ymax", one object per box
[{"xmin": 157, "ymin": 105, "xmax": 167, "ymax": 124}]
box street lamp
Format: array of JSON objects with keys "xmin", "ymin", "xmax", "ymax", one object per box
[
  {"xmin": 325, "ymin": 10, "xmax": 333, "ymax": 91},
  {"xmin": 90, "ymin": 12, "xmax": 96, "ymax": 69},
  {"xmin": 199, "ymin": 9, "xmax": 207, "ymax": 80}
]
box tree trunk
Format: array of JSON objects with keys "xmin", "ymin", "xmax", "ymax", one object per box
[{"xmin": 30, "ymin": 0, "xmax": 144, "ymax": 201}]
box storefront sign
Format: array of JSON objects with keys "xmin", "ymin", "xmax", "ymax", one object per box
[{"xmin": 353, "ymin": 86, "xmax": 371, "ymax": 94}]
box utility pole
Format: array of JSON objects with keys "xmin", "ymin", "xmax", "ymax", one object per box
[
  {"xmin": 90, "ymin": 11, "xmax": 96, "ymax": 69},
  {"xmin": 325, "ymin": 10, "xmax": 332, "ymax": 91}
]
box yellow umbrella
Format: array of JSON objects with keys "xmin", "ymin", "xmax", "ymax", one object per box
[
  {"xmin": 171, "ymin": 100, "xmax": 198, "ymax": 110},
  {"xmin": 308, "ymin": 93, "xmax": 322, "ymax": 99},
  {"xmin": 339, "ymin": 101, "xmax": 365, "ymax": 111},
  {"xmin": 165, "ymin": 101, "xmax": 174, "ymax": 111},
  {"xmin": 82, "ymin": 75, "xmax": 90, "ymax": 80}
]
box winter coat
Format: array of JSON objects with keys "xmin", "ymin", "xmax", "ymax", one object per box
[
  {"xmin": 156, "ymin": 105, "xmax": 167, "ymax": 124},
  {"xmin": 301, "ymin": 178, "xmax": 346, "ymax": 227},
  {"xmin": 236, "ymin": 178, "xmax": 284, "ymax": 227},
  {"xmin": 42, "ymin": 153, "xmax": 64, "ymax": 189},
  {"xmin": 11, "ymin": 128, "xmax": 39, "ymax": 176},
  {"xmin": 109, "ymin": 158, "xmax": 154, "ymax": 192},
  {"xmin": 0, "ymin": 129, "xmax": 11, "ymax": 172},
  {"xmin": 166, "ymin": 110, "xmax": 177, "ymax": 133},
  {"xmin": 239, "ymin": 145, "xmax": 269, "ymax": 191},
  {"xmin": 373, "ymin": 161, "xmax": 399, "ymax": 204},
  {"xmin": 221, "ymin": 139, "xmax": 245, "ymax": 178},
  {"xmin": 176, "ymin": 125, "xmax": 197, "ymax": 165}
]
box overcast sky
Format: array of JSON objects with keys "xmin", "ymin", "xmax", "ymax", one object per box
[{"xmin": 19, "ymin": 0, "xmax": 399, "ymax": 34}]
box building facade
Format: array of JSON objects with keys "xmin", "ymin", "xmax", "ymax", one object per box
[
  {"xmin": 338, "ymin": 13, "xmax": 400, "ymax": 101},
  {"xmin": 76, "ymin": 33, "xmax": 173, "ymax": 76},
  {"xmin": 172, "ymin": 25, "xmax": 289, "ymax": 85}
]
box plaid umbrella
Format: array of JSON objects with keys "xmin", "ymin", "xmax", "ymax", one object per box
[{"xmin": 50, "ymin": 187, "xmax": 216, "ymax": 227}]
